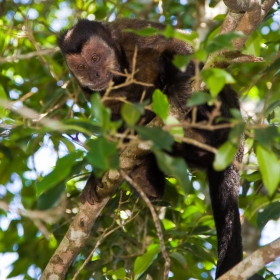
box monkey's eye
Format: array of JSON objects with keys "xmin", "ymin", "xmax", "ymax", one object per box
[
  {"xmin": 91, "ymin": 54, "xmax": 100, "ymax": 63},
  {"xmin": 77, "ymin": 64, "xmax": 85, "ymax": 71}
]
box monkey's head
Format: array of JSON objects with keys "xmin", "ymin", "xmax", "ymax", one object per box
[
  {"xmin": 64, "ymin": 36, "xmax": 120, "ymax": 91},
  {"xmin": 57, "ymin": 20, "xmax": 122, "ymax": 92}
]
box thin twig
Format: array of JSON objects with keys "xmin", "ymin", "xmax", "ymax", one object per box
[
  {"xmin": 180, "ymin": 137, "xmax": 217, "ymax": 153},
  {"xmin": 73, "ymin": 204, "xmax": 142, "ymax": 279},
  {"xmin": 0, "ymin": 48, "xmax": 58, "ymax": 62},
  {"xmin": 120, "ymin": 171, "xmax": 170, "ymax": 280}
]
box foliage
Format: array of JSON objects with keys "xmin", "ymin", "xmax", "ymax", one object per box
[{"xmin": 0, "ymin": 1, "xmax": 280, "ymax": 280}]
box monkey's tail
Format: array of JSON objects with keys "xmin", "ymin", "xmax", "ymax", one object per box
[{"xmin": 207, "ymin": 164, "xmax": 243, "ymax": 278}]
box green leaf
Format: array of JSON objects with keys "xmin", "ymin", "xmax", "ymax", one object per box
[
  {"xmin": 86, "ymin": 137, "xmax": 119, "ymax": 176},
  {"xmin": 256, "ymin": 145, "xmax": 280, "ymax": 195},
  {"xmin": 133, "ymin": 245, "xmax": 160, "ymax": 279},
  {"xmin": 228, "ymin": 123, "xmax": 245, "ymax": 146},
  {"xmin": 170, "ymin": 252, "xmax": 187, "ymax": 268},
  {"xmin": 153, "ymin": 149, "xmax": 190, "ymax": 194},
  {"xmin": 187, "ymin": 91, "xmax": 212, "ymax": 107},
  {"xmin": 229, "ymin": 108, "xmax": 243, "ymax": 120},
  {"xmin": 0, "ymin": 84, "xmax": 7, "ymax": 118},
  {"xmin": 245, "ymin": 171, "xmax": 261, "ymax": 182},
  {"xmin": 264, "ymin": 57, "xmax": 280, "ymax": 74},
  {"xmin": 182, "ymin": 205, "xmax": 200, "ymax": 219},
  {"xmin": 244, "ymin": 85, "xmax": 259, "ymax": 99},
  {"xmin": 162, "ymin": 26, "xmax": 198, "ymax": 43},
  {"xmin": 172, "ymin": 54, "xmax": 192, "ymax": 71},
  {"xmin": 59, "ymin": 136, "xmax": 76, "ymax": 153},
  {"xmin": 255, "ymin": 126, "xmax": 278, "ymax": 150},
  {"xmin": 152, "ymin": 89, "xmax": 169, "ymax": 121},
  {"xmin": 201, "ymin": 68, "xmax": 235, "ymax": 97},
  {"xmin": 37, "ymin": 181, "xmax": 65, "ymax": 210},
  {"xmin": 165, "ymin": 116, "xmax": 184, "ymax": 139},
  {"xmin": 213, "ymin": 141, "xmax": 237, "ymax": 171},
  {"xmin": 187, "ymin": 244, "xmax": 214, "ymax": 263},
  {"xmin": 192, "ymin": 224, "xmax": 212, "ymax": 234},
  {"xmin": 265, "ymin": 99, "xmax": 280, "ymax": 116},
  {"xmin": 63, "ymin": 118, "xmax": 102, "ymax": 135},
  {"xmin": 244, "ymin": 31, "xmax": 261, "ymax": 56},
  {"xmin": 121, "ymin": 102, "xmax": 145, "ymax": 126},
  {"xmin": 7, "ymin": 258, "xmax": 30, "ymax": 278},
  {"xmin": 213, "ymin": 14, "xmax": 226, "ymax": 21},
  {"xmin": 124, "ymin": 27, "xmax": 158, "ymax": 36},
  {"xmin": 208, "ymin": 76, "xmax": 225, "ymax": 96},
  {"xmin": 106, "ymin": 267, "xmax": 126, "ymax": 279},
  {"xmin": 257, "ymin": 201, "xmax": 280, "ymax": 230},
  {"xmin": 193, "ymin": 50, "xmax": 207, "ymax": 62},
  {"xmin": 76, "ymin": 0, "xmax": 83, "ymax": 9},
  {"xmin": 205, "ymin": 32, "xmax": 243, "ymax": 53},
  {"xmin": 36, "ymin": 151, "xmax": 83, "ymax": 196},
  {"xmin": 90, "ymin": 93, "xmax": 111, "ymax": 128},
  {"xmin": 135, "ymin": 126, "xmax": 174, "ymax": 151},
  {"xmin": 162, "ymin": 218, "xmax": 176, "ymax": 230},
  {"xmin": 162, "ymin": 24, "xmax": 176, "ymax": 38}
]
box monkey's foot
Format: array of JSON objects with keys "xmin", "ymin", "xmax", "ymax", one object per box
[{"xmin": 80, "ymin": 176, "xmax": 102, "ymax": 205}]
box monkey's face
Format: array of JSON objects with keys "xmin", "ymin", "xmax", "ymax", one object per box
[{"xmin": 65, "ymin": 36, "xmax": 120, "ymax": 91}]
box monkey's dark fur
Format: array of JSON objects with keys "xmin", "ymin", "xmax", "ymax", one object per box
[{"xmin": 58, "ymin": 19, "xmax": 244, "ymax": 278}]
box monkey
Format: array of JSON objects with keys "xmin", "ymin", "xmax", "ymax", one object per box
[{"xmin": 57, "ymin": 19, "xmax": 243, "ymax": 278}]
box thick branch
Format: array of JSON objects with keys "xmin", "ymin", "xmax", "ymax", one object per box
[
  {"xmin": 232, "ymin": 0, "xmax": 276, "ymax": 50},
  {"xmin": 262, "ymin": 0, "xmax": 277, "ymax": 16},
  {"xmin": 40, "ymin": 197, "xmax": 110, "ymax": 280},
  {"xmin": 233, "ymin": 2, "xmax": 262, "ymax": 50},
  {"xmin": 218, "ymin": 237, "xmax": 280, "ymax": 279},
  {"xmin": 223, "ymin": 0, "xmax": 261, "ymax": 11},
  {"xmin": 219, "ymin": 10, "xmax": 245, "ymax": 35},
  {"xmin": 205, "ymin": 0, "xmax": 276, "ymax": 68}
]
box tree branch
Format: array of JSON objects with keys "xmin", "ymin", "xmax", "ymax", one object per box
[
  {"xmin": 205, "ymin": 0, "xmax": 276, "ymax": 68},
  {"xmin": 223, "ymin": 0, "xmax": 261, "ymax": 11},
  {"xmin": 231, "ymin": 0, "xmax": 276, "ymax": 50},
  {"xmin": 40, "ymin": 196, "xmax": 110, "ymax": 280},
  {"xmin": 219, "ymin": 10, "xmax": 245, "ymax": 35},
  {"xmin": 218, "ymin": 237, "xmax": 280, "ymax": 279},
  {"xmin": 0, "ymin": 47, "xmax": 58, "ymax": 62}
]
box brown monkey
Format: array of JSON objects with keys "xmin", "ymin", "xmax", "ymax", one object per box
[{"xmin": 57, "ymin": 19, "xmax": 243, "ymax": 278}]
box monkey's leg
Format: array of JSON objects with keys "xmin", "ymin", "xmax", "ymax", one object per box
[
  {"xmin": 207, "ymin": 164, "xmax": 243, "ymax": 278},
  {"xmin": 80, "ymin": 174, "xmax": 102, "ymax": 205},
  {"xmin": 130, "ymin": 153, "xmax": 165, "ymax": 198}
]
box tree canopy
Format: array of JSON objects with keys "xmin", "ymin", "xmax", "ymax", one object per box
[{"xmin": 0, "ymin": 0, "xmax": 280, "ymax": 279}]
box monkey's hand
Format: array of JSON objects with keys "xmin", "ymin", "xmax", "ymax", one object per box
[{"xmin": 80, "ymin": 174, "xmax": 102, "ymax": 205}]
